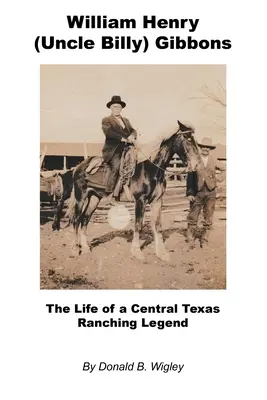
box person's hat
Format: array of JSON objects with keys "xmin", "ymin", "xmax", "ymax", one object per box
[
  {"xmin": 198, "ymin": 137, "xmax": 216, "ymax": 149},
  {"xmin": 106, "ymin": 95, "xmax": 126, "ymax": 109}
]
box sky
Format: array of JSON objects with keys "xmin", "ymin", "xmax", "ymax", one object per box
[{"xmin": 40, "ymin": 64, "xmax": 226, "ymax": 145}]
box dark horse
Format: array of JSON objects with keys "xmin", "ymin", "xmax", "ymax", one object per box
[
  {"xmin": 43, "ymin": 170, "xmax": 74, "ymax": 231},
  {"xmin": 67, "ymin": 121, "xmax": 201, "ymax": 261}
]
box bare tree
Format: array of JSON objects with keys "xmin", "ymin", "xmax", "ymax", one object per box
[
  {"xmin": 189, "ymin": 80, "xmax": 226, "ymax": 135},
  {"xmin": 190, "ymin": 80, "xmax": 226, "ymax": 107}
]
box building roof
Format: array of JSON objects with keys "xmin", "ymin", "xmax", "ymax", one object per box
[
  {"xmin": 40, "ymin": 142, "xmax": 103, "ymax": 157},
  {"xmin": 40, "ymin": 141, "xmax": 226, "ymax": 160}
]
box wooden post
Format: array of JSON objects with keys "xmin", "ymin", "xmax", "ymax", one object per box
[
  {"xmin": 40, "ymin": 144, "xmax": 48, "ymax": 170},
  {"xmin": 83, "ymin": 142, "xmax": 88, "ymax": 159},
  {"xmin": 174, "ymin": 154, "xmax": 177, "ymax": 181}
]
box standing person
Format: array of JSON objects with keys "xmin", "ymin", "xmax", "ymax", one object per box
[
  {"xmin": 186, "ymin": 137, "xmax": 224, "ymax": 249},
  {"xmin": 102, "ymin": 95, "xmax": 137, "ymax": 203}
]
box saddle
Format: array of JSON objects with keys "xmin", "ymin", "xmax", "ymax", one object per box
[
  {"xmin": 44, "ymin": 173, "xmax": 63, "ymax": 200},
  {"xmin": 83, "ymin": 149, "xmax": 136, "ymax": 201},
  {"xmin": 85, "ymin": 156, "xmax": 104, "ymax": 174}
]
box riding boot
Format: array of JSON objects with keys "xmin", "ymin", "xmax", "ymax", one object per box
[
  {"xmin": 123, "ymin": 184, "xmax": 134, "ymax": 202},
  {"xmin": 186, "ymin": 225, "xmax": 196, "ymax": 250},
  {"xmin": 113, "ymin": 179, "xmax": 122, "ymax": 199},
  {"xmin": 200, "ymin": 228, "xmax": 210, "ymax": 249}
]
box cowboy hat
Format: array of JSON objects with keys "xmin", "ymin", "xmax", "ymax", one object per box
[
  {"xmin": 106, "ymin": 95, "xmax": 126, "ymax": 109},
  {"xmin": 198, "ymin": 137, "xmax": 216, "ymax": 149}
]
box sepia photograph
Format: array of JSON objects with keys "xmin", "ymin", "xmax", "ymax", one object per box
[{"xmin": 40, "ymin": 64, "xmax": 226, "ymax": 290}]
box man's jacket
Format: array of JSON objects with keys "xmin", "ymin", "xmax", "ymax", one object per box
[
  {"xmin": 102, "ymin": 115, "xmax": 137, "ymax": 162},
  {"xmin": 186, "ymin": 155, "xmax": 224, "ymax": 196}
]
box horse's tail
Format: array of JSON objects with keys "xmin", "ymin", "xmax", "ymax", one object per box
[
  {"xmin": 64, "ymin": 186, "xmax": 91, "ymax": 229},
  {"xmin": 64, "ymin": 157, "xmax": 100, "ymax": 228}
]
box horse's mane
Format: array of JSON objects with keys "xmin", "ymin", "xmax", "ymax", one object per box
[{"xmin": 136, "ymin": 127, "xmax": 179, "ymax": 163}]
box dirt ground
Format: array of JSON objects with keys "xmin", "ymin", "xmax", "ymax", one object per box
[{"xmin": 40, "ymin": 204, "xmax": 226, "ymax": 290}]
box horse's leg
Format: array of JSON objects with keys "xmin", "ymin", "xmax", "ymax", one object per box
[
  {"xmin": 80, "ymin": 194, "xmax": 100, "ymax": 253},
  {"xmin": 51, "ymin": 199, "xmax": 58, "ymax": 231},
  {"xmin": 131, "ymin": 198, "xmax": 145, "ymax": 260},
  {"xmin": 71, "ymin": 199, "xmax": 84, "ymax": 254},
  {"xmin": 52, "ymin": 197, "xmax": 64, "ymax": 231},
  {"xmin": 151, "ymin": 198, "xmax": 170, "ymax": 262}
]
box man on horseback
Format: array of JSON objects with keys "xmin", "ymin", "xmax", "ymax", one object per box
[{"xmin": 102, "ymin": 95, "xmax": 137, "ymax": 202}]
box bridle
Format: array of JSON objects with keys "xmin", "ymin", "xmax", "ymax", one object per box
[{"xmin": 134, "ymin": 129, "xmax": 195, "ymax": 174}]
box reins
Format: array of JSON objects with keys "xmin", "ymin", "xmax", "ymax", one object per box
[{"xmin": 134, "ymin": 129, "xmax": 194, "ymax": 174}]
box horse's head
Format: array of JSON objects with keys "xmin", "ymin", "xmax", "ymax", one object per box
[{"xmin": 172, "ymin": 120, "xmax": 201, "ymax": 171}]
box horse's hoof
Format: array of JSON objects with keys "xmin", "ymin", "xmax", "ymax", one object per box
[
  {"xmin": 82, "ymin": 245, "xmax": 91, "ymax": 254},
  {"xmin": 157, "ymin": 251, "xmax": 171, "ymax": 262},
  {"xmin": 187, "ymin": 244, "xmax": 195, "ymax": 252},
  {"xmin": 131, "ymin": 247, "xmax": 144, "ymax": 260},
  {"xmin": 70, "ymin": 244, "xmax": 81, "ymax": 257}
]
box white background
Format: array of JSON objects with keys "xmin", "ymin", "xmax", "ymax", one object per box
[{"xmin": 1, "ymin": 0, "xmax": 266, "ymax": 399}]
